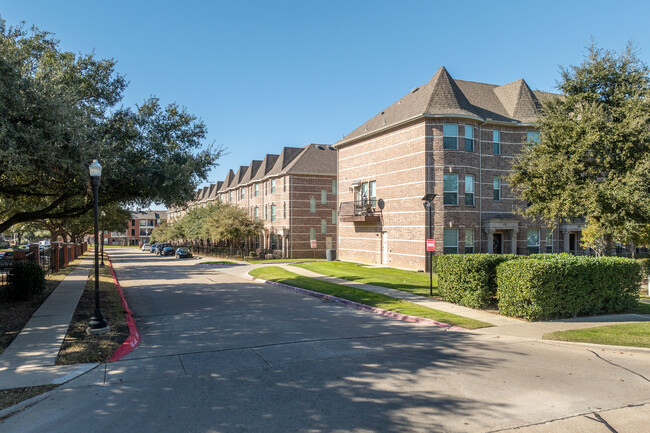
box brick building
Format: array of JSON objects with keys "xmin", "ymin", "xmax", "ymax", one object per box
[
  {"xmin": 106, "ymin": 210, "xmax": 166, "ymax": 246},
  {"xmin": 173, "ymin": 144, "xmax": 338, "ymax": 258},
  {"xmin": 335, "ymin": 67, "xmax": 582, "ymax": 271}
]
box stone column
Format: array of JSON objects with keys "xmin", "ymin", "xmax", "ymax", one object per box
[
  {"xmin": 52, "ymin": 242, "xmax": 60, "ymax": 272},
  {"xmin": 562, "ymin": 231, "xmax": 570, "ymax": 253},
  {"xmin": 29, "ymin": 244, "xmax": 40, "ymax": 264},
  {"xmin": 511, "ymin": 229, "xmax": 518, "ymax": 255},
  {"xmin": 63, "ymin": 244, "xmax": 69, "ymax": 267},
  {"xmin": 486, "ymin": 230, "xmax": 494, "ymax": 254}
]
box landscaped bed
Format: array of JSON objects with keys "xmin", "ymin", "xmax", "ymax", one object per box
[
  {"xmin": 293, "ymin": 261, "xmax": 438, "ymax": 297},
  {"xmin": 543, "ymin": 322, "xmax": 650, "ymax": 348},
  {"xmin": 249, "ymin": 266, "xmax": 489, "ymax": 329}
]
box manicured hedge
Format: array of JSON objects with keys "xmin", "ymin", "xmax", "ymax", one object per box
[
  {"xmin": 3, "ymin": 261, "xmax": 46, "ymax": 301},
  {"xmin": 436, "ymin": 254, "xmax": 517, "ymax": 309},
  {"xmin": 496, "ymin": 254, "xmax": 640, "ymax": 321}
]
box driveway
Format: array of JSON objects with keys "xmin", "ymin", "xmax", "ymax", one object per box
[{"xmin": 2, "ymin": 248, "xmax": 649, "ymax": 432}]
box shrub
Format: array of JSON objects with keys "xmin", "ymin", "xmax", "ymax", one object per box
[
  {"xmin": 436, "ymin": 254, "xmax": 517, "ymax": 308},
  {"xmin": 637, "ymin": 258, "xmax": 650, "ymax": 275},
  {"xmin": 497, "ymin": 255, "xmax": 640, "ymax": 321},
  {"xmin": 3, "ymin": 261, "xmax": 46, "ymax": 301}
]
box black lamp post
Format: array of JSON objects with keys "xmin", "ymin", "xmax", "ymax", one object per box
[
  {"xmin": 88, "ymin": 159, "xmax": 109, "ymax": 333},
  {"xmin": 422, "ymin": 193, "xmax": 437, "ymax": 296},
  {"xmin": 100, "ymin": 210, "xmax": 105, "ymax": 267}
]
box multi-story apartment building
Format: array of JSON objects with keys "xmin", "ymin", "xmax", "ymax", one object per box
[
  {"xmin": 107, "ymin": 210, "xmax": 166, "ymax": 246},
  {"xmin": 175, "ymin": 143, "xmax": 338, "ymax": 258},
  {"xmin": 335, "ymin": 66, "xmax": 582, "ymax": 271}
]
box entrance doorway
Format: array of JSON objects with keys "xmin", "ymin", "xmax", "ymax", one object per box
[{"xmin": 493, "ymin": 233, "xmax": 503, "ymax": 254}]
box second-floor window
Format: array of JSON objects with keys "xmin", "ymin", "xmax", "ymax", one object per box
[
  {"xmin": 229, "ymin": 191, "xmax": 233, "ymax": 202},
  {"xmin": 254, "ymin": 206, "xmax": 259, "ymax": 221},
  {"xmin": 271, "ymin": 205, "xmax": 276, "ymax": 222},
  {"xmin": 493, "ymin": 177, "xmax": 501, "ymax": 201},
  {"xmin": 255, "ymin": 184, "xmax": 259, "ymax": 197},
  {"xmin": 369, "ymin": 180, "xmax": 376, "ymax": 206},
  {"xmin": 321, "ymin": 189, "xmax": 327, "ymax": 204},
  {"xmin": 465, "ymin": 174, "xmax": 474, "ymax": 206},
  {"xmin": 443, "ymin": 124, "xmax": 458, "ymax": 150},
  {"xmin": 321, "ymin": 219, "xmax": 327, "ymax": 234},
  {"xmin": 284, "ymin": 202, "xmax": 287, "ymax": 218},
  {"xmin": 310, "ymin": 197, "xmax": 316, "ymax": 213},
  {"xmin": 332, "ymin": 180, "xmax": 337, "ymax": 194},
  {"xmin": 493, "ymin": 130, "xmax": 501, "ymax": 155},
  {"xmin": 271, "ymin": 179, "xmax": 276, "ymax": 193},
  {"xmin": 240, "ymin": 187, "xmax": 244, "ymax": 200},
  {"xmin": 443, "ymin": 173, "xmax": 458, "ymax": 205},
  {"xmin": 527, "ymin": 132, "xmax": 540, "ymax": 145},
  {"xmin": 464, "ymin": 125, "xmax": 474, "ymax": 151},
  {"xmin": 332, "ymin": 210, "xmax": 337, "ymax": 224}
]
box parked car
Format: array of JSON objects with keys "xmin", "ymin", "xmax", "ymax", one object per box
[
  {"xmin": 175, "ymin": 247, "xmax": 193, "ymax": 259},
  {"xmin": 154, "ymin": 243, "xmax": 171, "ymax": 255},
  {"xmin": 161, "ymin": 246, "xmax": 175, "ymax": 256},
  {"xmin": 142, "ymin": 243, "xmax": 151, "ymax": 251},
  {"xmin": 0, "ymin": 250, "xmax": 14, "ymax": 270},
  {"xmin": 149, "ymin": 243, "xmax": 158, "ymax": 253}
]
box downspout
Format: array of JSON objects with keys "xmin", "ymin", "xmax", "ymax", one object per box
[{"xmin": 479, "ymin": 117, "xmax": 488, "ymax": 252}]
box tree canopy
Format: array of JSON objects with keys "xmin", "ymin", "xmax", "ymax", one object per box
[
  {"xmin": 0, "ymin": 19, "xmax": 222, "ymax": 233},
  {"xmin": 509, "ymin": 42, "xmax": 650, "ymax": 246}
]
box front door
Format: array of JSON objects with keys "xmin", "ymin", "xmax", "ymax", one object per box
[
  {"xmin": 493, "ymin": 233, "xmax": 503, "ymax": 254},
  {"xmin": 570, "ymin": 233, "xmax": 577, "ymax": 254}
]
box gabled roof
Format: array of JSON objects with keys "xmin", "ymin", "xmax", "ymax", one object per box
[
  {"xmin": 232, "ymin": 165, "xmax": 249, "ymax": 188},
  {"xmin": 282, "ymin": 144, "xmax": 336, "ymax": 176},
  {"xmin": 251, "ymin": 154, "xmax": 279, "ymax": 182},
  {"xmin": 218, "ymin": 170, "xmax": 235, "ymax": 192},
  {"xmin": 265, "ymin": 146, "xmax": 303, "ymax": 177},
  {"xmin": 337, "ymin": 66, "xmax": 555, "ymax": 146},
  {"xmin": 240, "ymin": 160, "xmax": 263, "ymax": 185}
]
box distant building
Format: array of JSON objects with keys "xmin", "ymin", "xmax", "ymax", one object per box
[{"xmin": 104, "ymin": 210, "xmax": 167, "ymax": 246}]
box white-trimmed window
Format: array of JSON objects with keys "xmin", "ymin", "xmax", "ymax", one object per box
[
  {"xmin": 546, "ymin": 230, "xmax": 553, "ymax": 253},
  {"xmin": 321, "ymin": 219, "xmax": 327, "ymax": 234},
  {"xmin": 443, "ymin": 173, "xmax": 458, "ymax": 205},
  {"xmin": 465, "ymin": 228, "xmax": 474, "ymax": 254},
  {"xmin": 271, "ymin": 205, "xmax": 276, "ymax": 222},
  {"xmin": 321, "ymin": 189, "xmax": 327, "ymax": 204},
  {"xmin": 527, "ymin": 228, "xmax": 540, "ymax": 254},
  {"xmin": 493, "ymin": 130, "xmax": 501, "ymax": 155},
  {"xmin": 465, "ymin": 174, "xmax": 474, "ymax": 206},
  {"xmin": 464, "ymin": 125, "xmax": 474, "ymax": 152},
  {"xmin": 369, "ymin": 180, "xmax": 377, "ymax": 206},
  {"xmin": 442, "ymin": 123, "xmax": 458, "ymax": 150},
  {"xmin": 443, "ymin": 228, "xmax": 458, "ymax": 254},
  {"xmin": 254, "ymin": 184, "xmax": 259, "ymax": 197},
  {"xmin": 229, "ymin": 191, "xmax": 233, "ymax": 202},
  {"xmin": 527, "ymin": 132, "xmax": 540, "ymax": 145},
  {"xmin": 310, "ymin": 197, "xmax": 316, "ymax": 213},
  {"xmin": 332, "ymin": 210, "xmax": 337, "ymax": 224},
  {"xmin": 493, "ymin": 177, "xmax": 501, "ymax": 201},
  {"xmin": 443, "ymin": 124, "xmax": 458, "ymax": 150},
  {"xmin": 271, "ymin": 179, "xmax": 276, "ymax": 193},
  {"xmin": 254, "ymin": 206, "xmax": 259, "ymax": 221},
  {"xmin": 240, "ymin": 187, "xmax": 244, "ymax": 200}
]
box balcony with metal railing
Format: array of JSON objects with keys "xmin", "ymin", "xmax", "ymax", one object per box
[{"xmin": 339, "ymin": 200, "xmax": 381, "ymax": 223}]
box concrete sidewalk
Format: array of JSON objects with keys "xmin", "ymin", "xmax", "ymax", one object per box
[
  {"xmin": 0, "ymin": 255, "xmax": 98, "ymax": 390},
  {"xmin": 274, "ymin": 263, "xmax": 650, "ymax": 340}
]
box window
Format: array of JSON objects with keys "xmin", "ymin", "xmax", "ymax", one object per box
[
  {"xmin": 369, "ymin": 180, "xmax": 377, "ymax": 206},
  {"xmin": 465, "ymin": 228, "xmax": 474, "ymax": 254},
  {"xmin": 229, "ymin": 191, "xmax": 233, "ymax": 202},
  {"xmin": 270, "ymin": 233, "xmax": 276, "ymax": 250},
  {"xmin": 527, "ymin": 229, "xmax": 540, "ymax": 254},
  {"xmin": 332, "ymin": 210, "xmax": 337, "ymax": 224},
  {"xmin": 443, "ymin": 228, "xmax": 458, "ymax": 254},
  {"xmin": 255, "ymin": 184, "xmax": 259, "ymax": 197},
  {"xmin": 283, "ymin": 177, "xmax": 287, "ymax": 192},
  {"xmin": 546, "ymin": 231, "xmax": 553, "ymax": 253},
  {"xmin": 361, "ymin": 182, "xmax": 369, "ymax": 205},
  {"xmin": 493, "ymin": 130, "xmax": 500, "ymax": 155},
  {"xmin": 493, "ymin": 177, "xmax": 501, "ymax": 201},
  {"xmin": 271, "ymin": 179, "xmax": 276, "ymax": 193},
  {"xmin": 464, "ymin": 125, "xmax": 474, "ymax": 151},
  {"xmin": 310, "ymin": 197, "xmax": 316, "ymax": 213},
  {"xmin": 321, "ymin": 219, "xmax": 327, "ymax": 234},
  {"xmin": 283, "ymin": 202, "xmax": 287, "ymax": 218},
  {"xmin": 310, "ymin": 228, "xmax": 316, "ymax": 241},
  {"xmin": 332, "ymin": 180, "xmax": 337, "ymax": 195},
  {"xmin": 443, "ymin": 124, "xmax": 458, "ymax": 150},
  {"xmin": 465, "ymin": 174, "xmax": 474, "ymax": 206},
  {"xmin": 240, "ymin": 187, "xmax": 245, "ymax": 200},
  {"xmin": 443, "ymin": 173, "xmax": 458, "ymax": 205},
  {"xmin": 254, "ymin": 206, "xmax": 259, "ymax": 221},
  {"xmin": 321, "ymin": 189, "xmax": 327, "ymax": 205},
  {"xmin": 265, "ymin": 205, "xmax": 267, "ymax": 220},
  {"xmin": 131, "ymin": 229, "xmax": 135, "ymax": 236},
  {"xmin": 131, "ymin": 219, "xmax": 136, "ymax": 226},
  {"xmin": 527, "ymin": 132, "xmax": 540, "ymax": 145},
  {"xmin": 271, "ymin": 205, "xmax": 276, "ymax": 222}
]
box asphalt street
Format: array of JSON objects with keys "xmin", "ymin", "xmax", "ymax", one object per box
[{"xmin": 2, "ymin": 248, "xmax": 649, "ymax": 432}]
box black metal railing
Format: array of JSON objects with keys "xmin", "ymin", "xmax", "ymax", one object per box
[{"xmin": 339, "ymin": 200, "xmax": 381, "ymax": 218}]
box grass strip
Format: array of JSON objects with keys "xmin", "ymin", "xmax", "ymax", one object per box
[
  {"xmin": 0, "ymin": 385, "xmax": 57, "ymax": 412},
  {"xmin": 543, "ymin": 322, "xmax": 650, "ymax": 348},
  {"xmin": 634, "ymin": 301, "xmax": 650, "ymax": 314},
  {"xmin": 246, "ymin": 258, "xmax": 327, "ymax": 264},
  {"xmin": 293, "ymin": 261, "xmax": 439, "ymax": 298},
  {"xmin": 56, "ymin": 255, "xmax": 129, "ymax": 365},
  {"xmin": 250, "ymin": 266, "xmax": 490, "ymax": 329},
  {"xmin": 200, "ymin": 260, "xmax": 242, "ymax": 265}
]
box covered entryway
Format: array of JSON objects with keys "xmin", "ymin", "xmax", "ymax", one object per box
[{"xmin": 484, "ymin": 219, "xmax": 519, "ymax": 254}]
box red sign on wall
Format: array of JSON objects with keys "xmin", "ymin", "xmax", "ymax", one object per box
[
  {"xmin": 426, "ymin": 239, "xmax": 435, "ymax": 252},
  {"xmin": 310, "ymin": 240, "xmax": 317, "ymax": 249}
]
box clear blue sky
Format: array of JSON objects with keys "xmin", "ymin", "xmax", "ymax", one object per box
[{"xmin": 3, "ymin": 0, "xmax": 650, "ymax": 188}]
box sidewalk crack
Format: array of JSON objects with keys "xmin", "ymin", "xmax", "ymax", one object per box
[
  {"xmin": 588, "ymin": 349, "xmax": 649, "ymax": 383},
  {"xmin": 585, "ymin": 413, "xmax": 619, "ymax": 433}
]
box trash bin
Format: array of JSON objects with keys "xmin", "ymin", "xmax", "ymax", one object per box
[{"xmin": 326, "ymin": 249, "xmax": 336, "ymax": 261}]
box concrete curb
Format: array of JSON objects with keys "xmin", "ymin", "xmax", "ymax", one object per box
[
  {"xmin": 245, "ymin": 272, "xmax": 465, "ymax": 330},
  {"xmin": 106, "ymin": 254, "xmax": 141, "ymax": 362}
]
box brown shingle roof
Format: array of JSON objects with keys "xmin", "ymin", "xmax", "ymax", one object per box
[
  {"xmin": 218, "ymin": 170, "xmax": 235, "ymax": 192},
  {"xmin": 283, "ymin": 144, "xmax": 336, "ymax": 176},
  {"xmin": 265, "ymin": 146, "xmax": 303, "ymax": 177},
  {"xmin": 251, "ymin": 154, "xmax": 279, "ymax": 182},
  {"xmin": 337, "ymin": 66, "xmax": 556, "ymax": 145},
  {"xmin": 240, "ymin": 160, "xmax": 263, "ymax": 185}
]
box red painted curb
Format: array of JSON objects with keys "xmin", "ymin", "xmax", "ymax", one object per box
[
  {"xmin": 106, "ymin": 254, "xmax": 141, "ymax": 362},
  {"xmin": 245, "ymin": 272, "xmax": 465, "ymax": 330}
]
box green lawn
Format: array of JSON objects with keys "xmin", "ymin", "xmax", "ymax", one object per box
[
  {"xmin": 200, "ymin": 260, "xmax": 242, "ymax": 265},
  {"xmin": 250, "ymin": 266, "xmax": 489, "ymax": 329},
  {"xmin": 543, "ymin": 322, "xmax": 650, "ymax": 348},
  {"xmin": 293, "ymin": 261, "xmax": 438, "ymax": 297},
  {"xmin": 635, "ymin": 301, "xmax": 650, "ymax": 314},
  {"xmin": 246, "ymin": 258, "xmax": 327, "ymax": 264}
]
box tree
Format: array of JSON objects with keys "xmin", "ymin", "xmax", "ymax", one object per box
[
  {"xmin": 510, "ymin": 42, "xmax": 650, "ymax": 244},
  {"xmin": 0, "ymin": 19, "xmax": 222, "ymax": 233}
]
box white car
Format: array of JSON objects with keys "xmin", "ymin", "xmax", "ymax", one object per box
[{"xmin": 142, "ymin": 243, "xmax": 151, "ymax": 251}]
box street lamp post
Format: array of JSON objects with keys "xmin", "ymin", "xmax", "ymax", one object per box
[
  {"xmin": 422, "ymin": 194, "xmax": 437, "ymax": 297},
  {"xmin": 88, "ymin": 159, "xmax": 109, "ymax": 334},
  {"xmin": 100, "ymin": 210, "xmax": 105, "ymax": 267}
]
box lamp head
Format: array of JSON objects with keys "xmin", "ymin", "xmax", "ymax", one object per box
[
  {"xmin": 421, "ymin": 193, "xmax": 436, "ymax": 203},
  {"xmin": 89, "ymin": 159, "xmax": 102, "ymax": 178}
]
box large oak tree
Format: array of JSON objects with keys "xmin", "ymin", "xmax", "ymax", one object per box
[{"xmin": 0, "ymin": 19, "xmax": 221, "ymax": 233}]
